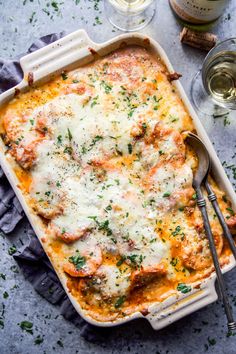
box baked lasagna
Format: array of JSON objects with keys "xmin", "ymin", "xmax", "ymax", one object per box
[{"xmin": 0, "ymin": 46, "xmax": 235, "ymax": 322}]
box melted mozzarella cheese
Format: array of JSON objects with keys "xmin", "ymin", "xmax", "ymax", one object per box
[
  {"xmin": 147, "ymin": 162, "xmax": 193, "ymax": 212},
  {"xmin": 93, "ymin": 264, "xmax": 131, "ymax": 298},
  {"xmin": 3, "ymin": 47, "xmax": 205, "ymax": 307},
  {"xmin": 33, "ymin": 93, "xmax": 136, "ymax": 166}
]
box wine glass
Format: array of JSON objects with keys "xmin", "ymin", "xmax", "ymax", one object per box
[
  {"xmin": 104, "ymin": 0, "xmax": 156, "ymax": 32},
  {"xmin": 191, "ymin": 38, "xmax": 236, "ymax": 117}
]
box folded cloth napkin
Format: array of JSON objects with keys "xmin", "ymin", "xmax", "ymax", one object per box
[{"xmin": 0, "ymin": 33, "xmax": 111, "ymax": 343}]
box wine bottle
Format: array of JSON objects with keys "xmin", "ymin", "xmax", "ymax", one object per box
[{"xmin": 169, "ymin": 0, "xmax": 230, "ymax": 30}]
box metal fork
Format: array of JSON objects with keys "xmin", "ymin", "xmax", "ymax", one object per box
[{"xmin": 186, "ymin": 133, "xmax": 236, "ymax": 332}]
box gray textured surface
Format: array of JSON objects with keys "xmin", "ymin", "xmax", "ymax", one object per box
[{"xmin": 0, "ymin": 0, "xmax": 236, "ymax": 353}]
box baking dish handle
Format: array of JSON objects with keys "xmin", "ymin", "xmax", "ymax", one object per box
[
  {"xmin": 146, "ymin": 279, "xmax": 218, "ymax": 330},
  {"xmin": 20, "ymin": 29, "xmax": 98, "ymax": 83}
]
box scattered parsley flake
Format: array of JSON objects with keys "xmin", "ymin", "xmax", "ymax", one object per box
[
  {"xmin": 128, "ymin": 143, "xmax": 133, "ymax": 154},
  {"xmin": 192, "ymin": 193, "xmax": 197, "ymax": 200},
  {"xmin": 61, "ymin": 71, "xmax": 68, "ymax": 80},
  {"xmin": 57, "ymin": 135, "xmax": 62, "ymax": 144},
  {"xmin": 8, "ymin": 245, "xmax": 17, "ymax": 255},
  {"xmin": 67, "ymin": 128, "xmax": 72, "ymax": 141},
  {"xmin": 163, "ymin": 192, "xmax": 171, "ymax": 198},
  {"xmin": 172, "ymin": 225, "xmax": 181, "ymax": 236},
  {"xmin": 34, "ymin": 335, "xmax": 44, "ymax": 345},
  {"xmin": 101, "ymin": 80, "xmax": 112, "ymax": 94},
  {"xmin": 177, "ymin": 283, "xmax": 191, "ymax": 294},
  {"xmin": 116, "ymin": 256, "xmax": 126, "ymax": 267},
  {"xmin": 19, "ymin": 321, "xmax": 33, "ymax": 334},
  {"xmin": 226, "ymin": 207, "xmax": 234, "ymax": 216},
  {"xmin": 69, "ymin": 252, "xmax": 86, "ymax": 270},
  {"xmin": 3, "ymin": 291, "xmax": 8, "ymax": 299},
  {"xmin": 114, "ymin": 295, "xmax": 126, "ymax": 308},
  {"xmin": 94, "ymin": 16, "xmax": 102, "ymax": 25},
  {"xmin": 29, "ymin": 11, "xmax": 36, "ymax": 23}
]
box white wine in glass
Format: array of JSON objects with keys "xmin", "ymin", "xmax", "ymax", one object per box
[
  {"xmin": 203, "ymin": 51, "xmax": 236, "ymax": 109},
  {"xmin": 104, "ymin": 0, "xmax": 156, "ymax": 31},
  {"xmin": 191, "ymin": 38, "xmax": 236, "ymax": 116}
]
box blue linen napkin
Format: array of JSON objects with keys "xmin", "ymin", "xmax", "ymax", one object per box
[{"xmin": 0, "ymin": 33, "xmax": 111, "ymax": 342}]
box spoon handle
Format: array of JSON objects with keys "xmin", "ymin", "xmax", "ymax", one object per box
[
  {"xmin": 196, "ymin": 186, "xmax": 236, "ymax": 332},
  {"xmin": 205, "ymin": 180, "xmax": 236, "ymax": 261}
]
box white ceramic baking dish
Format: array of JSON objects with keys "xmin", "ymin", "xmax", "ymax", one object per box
[{"xmin": 0, "ymin": 30, "xmax": 235, "ymax": 329}]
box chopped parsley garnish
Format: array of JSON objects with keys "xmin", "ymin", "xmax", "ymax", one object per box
[
  {"xmin": 81, "ymin": 145, "xmax": 87, "ymax": 154},
  {"xmin": 97, "ymin": 220, "xmax": 112, "ymax": 236},
  {"xmin": 226, "ymin": 207, "xmax": 235, "ymax": 216},
  {"xmin": 192, "ymin": 193, "xmax": 197, "ymax": 200},
  {"xmin": 142, "ymin": 122, "xmax": 147, "ymax": 130},
  {"xmin": 88, "ymin": 216, "xmax": 113, "ymax": 236},
  {"xmin": 177, "ymin": 283, "xmax": 191, "ymax": 294},
  {"xmin": 34, "ymin": 335, "xmax": 44, "ymax": 345},
  {"xmin": 163, "ymin": 192, "xmax": 171, "ymax": 198},
  {"xmin": 101, "ymin": 80, "xmax": 112, "ymax": 94},
  {"xmin": 29, "ymin": 11, "xmax": 36, "ymax": 24},
  {"xmin": 19, "ymin": 321, "xmax": 33, "ymax": 334},
  {"xmin": 29, "ymin": 119, "xmax": 34, "ymax": 126},
  {"xmin": 69, "ymin": 251, "xmax": 86, "ymax": 270},
  {"xmin": 3, "ymin": 291, "xmax": 8, "ymax": 299},
  {"xmin": 61, "ymin": 72, "xmax": 68, "ymax": 80},
  {"xmin": 91, "ymin": 95, "xmax": 99, "ymax": 107},
  {"xmin": 8, "ymin": 245, "xmax": 17, "ymax": 255},
  {"xmin": 88, "ymin": 216, "xmax": 97, "ymax": 221},
  {"xmin": 170, "ymin": 258, "xmax": 178, "ymax": 267},
  {"xmin": 114, "ymin": 295, "xmax": 126, "ymax": 308},
  {"xmin": 128, "ymin": 143, "xmax": 133, "ymax": 154},
  {"xmin": 105, "ymin": 205, "xmax": 112, "ymax": 212},
  {"xmin": 94, "ymin": 16, "xmax": 102, "ymax": 25},
  {"xmin": 0, "ymin": 273, "xmax": 6, "ymax": 280},
  {"xmin": 128, "ymin": 110, "xmax": 134, "ymax": 117},
  {"xmin": 63, "ymin": 146, "xmax": 73, "ymax": 155},
  {"xmin": 89, "ymin": 135, "xmax": 103, "ymax": 150},
  {"xmin": 67, "ymin": 128, "xmax": 72, "ymax": 141},
  {"xmin": 127, "ymin": 254, "xmax": 144, "ymax": 267},
  {"xmin": 116, "ymin": 256, "xmax": 126, "ymax": 267},
  {"xmin": 172, "ymin": 225, "xmax": 181, "ymax": 236},
  {"xmin": 51, "ymin": 1, "xmax": 59, "ymax": 11},
  {"xmin": 57, "ymin": 135, "xmax": 62, "ymax": 144}
]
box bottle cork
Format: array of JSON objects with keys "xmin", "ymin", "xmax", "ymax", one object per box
[{"xmin": 180, "ymin": 27, "xmax": 218, "ymax": 51}]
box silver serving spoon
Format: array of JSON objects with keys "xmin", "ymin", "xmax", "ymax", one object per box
[{"xmin": 186, "ymin": 132, "xmax": 236, "ymax": 332}]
